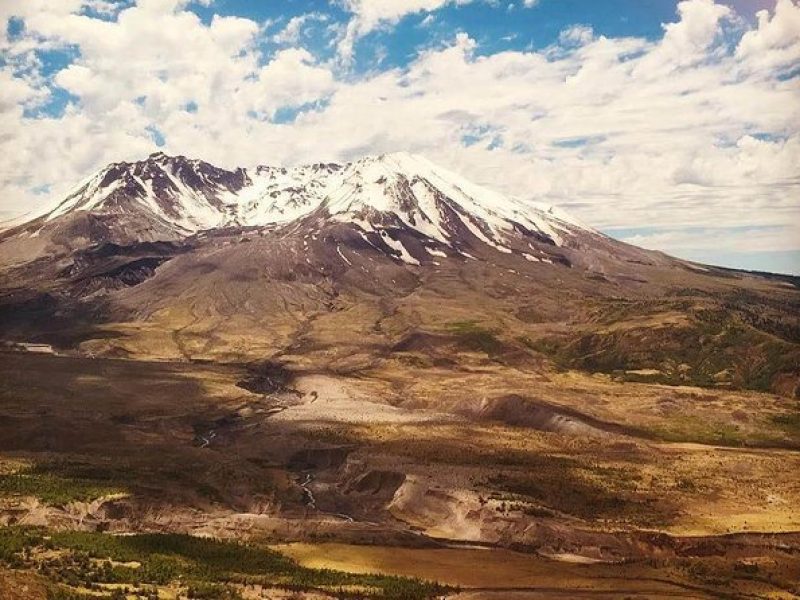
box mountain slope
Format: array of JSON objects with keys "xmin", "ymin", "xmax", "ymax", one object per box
[
  {"xmin": 0, "ymin": 151, "xmax": 798, "ymax": 397},
  {"xmin": 312, "ymin": 152, "xmax": 585, "ymax": 252}
]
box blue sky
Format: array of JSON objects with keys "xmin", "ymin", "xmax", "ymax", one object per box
[
  {"xmin": 163, "ymin": 0, "xmax": 772, "ymax": 77},
  {"xmin": 185, "ymin": 0, "xmax": 773, "ymax": 69},
  {"xmin": 1, "ymin": 0, "xmax": 798, "ymax": 273}
]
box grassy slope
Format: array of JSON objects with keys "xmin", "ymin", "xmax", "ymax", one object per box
[
  {"xmin": 0, "ymin": 528, "xmax": 447, "ymax": 600},
  {"xmin": 521, "ymin": 291, "xmax": 800, "ymax": 396}
]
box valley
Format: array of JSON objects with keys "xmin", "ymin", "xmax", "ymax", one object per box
[{"xmin": 1, "ymin": 349, "xmax": 799, "ymax": 599}]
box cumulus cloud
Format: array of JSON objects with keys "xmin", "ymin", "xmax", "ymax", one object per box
[
  {"xmin": 1, "ymin": 0, "xmax": 799, "ymax": 270},
  {"xmin": 736, "ymin": 0, "xmax": 800, "ymax": 75}
]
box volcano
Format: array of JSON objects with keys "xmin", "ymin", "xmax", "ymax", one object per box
[{"xmin": 0, "ymin": 151, "xmax": 797, "ymax": 396}]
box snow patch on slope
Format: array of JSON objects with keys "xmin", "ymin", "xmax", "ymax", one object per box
[{"xmin": 380, "ymin": 231, "xmax": 420, "ymax": 265}]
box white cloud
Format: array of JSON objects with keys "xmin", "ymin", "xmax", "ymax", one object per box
[
  {"xmin": 247, "ymin": 48, "xmax": 336, "ymax": 119},
  {"xmin": 632, "ymin": 0, "xmax": 732, "ymax": 76},
  {"xmin": 0, "ymin": 68, "xmax": 45, "ymax": 112},
  {"xmin": 1, "ymin": 0, "xmax": 799, "ymax": 267},
  {"xmin": 558, "ymin": 25, "xmax": 593, "ymax": 46},
  {"xmin": 273, "ymin": 12, "xmax": 328, "ymax": 45},
  {"xmin": 419, "ymin": 14, "xmax": 436, "ymax": 27},
  {"xmin": 83, "ymin": 1, "xmax": 134, "ymax": 16},
  {"xmin": 736, "ymin": 0, "xmax": 800, "ymax": 76}
]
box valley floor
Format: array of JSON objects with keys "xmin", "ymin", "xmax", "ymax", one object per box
[{"xmin": 0, "ymin": 350, "xmax": 799, "ymax": 599}]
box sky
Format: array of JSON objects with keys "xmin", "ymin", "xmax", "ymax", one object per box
[{"xmin": 1, "ymin": 0, "xmax": 799, "ymax": 274}]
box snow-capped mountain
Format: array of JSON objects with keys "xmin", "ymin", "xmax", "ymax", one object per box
[
  {"xmin": 3, "ymin": 150, "xmax": 795, "ymax": 400},
  {"xmin": 6, "ymin": 151, "xmax": 590, "ymax": 261}
]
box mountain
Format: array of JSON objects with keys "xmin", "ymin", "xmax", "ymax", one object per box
[
  {"xmin": 2, "ymin": 151, "xmax": 800, "ymax": 599},
  {"xmin": 0, "ymin": 151, "xmax": 798, "ymax": 397},
  {"xmin": 0, "ymin": 151, "xmax": 595, "ymax": 263}
]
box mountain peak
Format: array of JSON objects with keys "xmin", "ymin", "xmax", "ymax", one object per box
[
  {"xmin": 374, "ymin": 150, "xmax": 422, "ymax": 163},
  {"xmin": 351, "ymin": 151, "xmax": 429, "ymax": 172}
]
